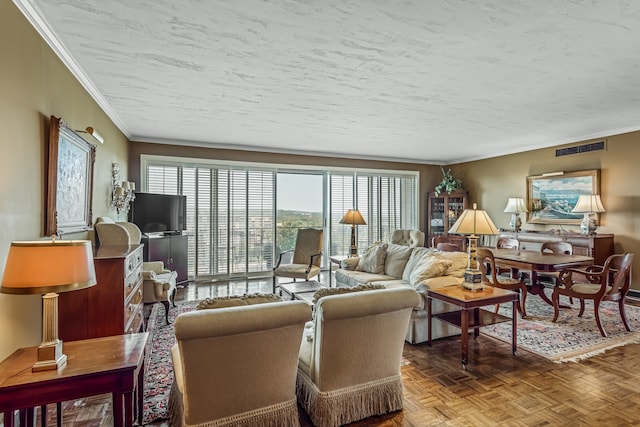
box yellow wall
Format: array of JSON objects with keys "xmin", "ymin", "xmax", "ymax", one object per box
[
  {"xmin": 452, "ymin": 136, "xmax": 640, "ymax": 288},
  {"xmin": 0, "ymin": 2, "xmax": 130, "ymax": 360}
]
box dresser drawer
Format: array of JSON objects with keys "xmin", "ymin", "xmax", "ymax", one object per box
[
  {"xmin": 125, "ymin": 263, "xmax": 143, "ymax": 301},
  {"xmin": 125, "ymin": 245, "xmax": 144, "ymax": 277},
  {"xmin": 126, "ymin": 303, "xmax": 144, "ymax": 335},
  {"xmin": 125, "ymin": 286, "xmax": 144, "ymax": 332}
]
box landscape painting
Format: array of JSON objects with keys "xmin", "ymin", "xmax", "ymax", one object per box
[{"xmin": 526, "ymin": 170, "xmax": 600, "ymax": 225}]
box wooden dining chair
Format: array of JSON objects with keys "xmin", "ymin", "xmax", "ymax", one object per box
[
  {"xmin": 496, "ymin": 237, "xmax": 519, "ymax": 250},
  {"xmin": 552, "ymin": 253, "xmax": 634, "ymax": 337},
  {"xmin": 495, "ymin": 237, "xmax": 520, "ymax": 277},
  {"xmin": 477, "ymin": 248, "xmax": 527, "ymax": 317},
  {"xmin": 539, "ymin": 241, "xmax": 574, "ymax": 301},
  {"xmin": 436, "ymin": 242, "xmax": 462, "ymax": 252}
]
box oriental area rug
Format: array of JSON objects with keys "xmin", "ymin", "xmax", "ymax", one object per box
[
  {"xmin": 143, "ymin": 300, "xmax": 198, "ymax": 424},
  {"xmin": 483, "ymin": 296, "xmax": 640, "ymax": 363}
]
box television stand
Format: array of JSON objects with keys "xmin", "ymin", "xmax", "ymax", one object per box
[{"xmin": 141, "ymin": 234, "xmax": 189, "ymax": 285}]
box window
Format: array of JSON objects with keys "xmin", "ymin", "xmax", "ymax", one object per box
[{"xmin": 141, "ymin": 156, "xmax": 418, "ymax": 281}]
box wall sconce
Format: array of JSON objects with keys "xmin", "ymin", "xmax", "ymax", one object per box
[
  {"xmin": 76, "ymin": 126, "xmax": 104, "ymax": 144},
  {"xmin": 111, "ymin": 162, "xmax": 135, "ymax": 215}
]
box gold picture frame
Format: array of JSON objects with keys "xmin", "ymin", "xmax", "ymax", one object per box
[
  {"xmin": 526, "ymin": 169, "xmax": 600, "ymax": 225},
  {"xmin": 46, "ymin": 116, "xmax": 96, "ymax": 236}
]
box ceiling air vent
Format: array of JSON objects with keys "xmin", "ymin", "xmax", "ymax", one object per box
[{"xmin": 556, "ymin": 141, "xmax": 605, "ymax": 157}]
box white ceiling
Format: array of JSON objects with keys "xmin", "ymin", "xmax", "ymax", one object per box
[{"xmin": 15, "ymin": 0, "xmax": 640, "ymax": 164}]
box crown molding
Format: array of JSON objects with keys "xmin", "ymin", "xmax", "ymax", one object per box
[{"xmin": 12, "ymin": 0, "xmax": 130, "ymax": 137}]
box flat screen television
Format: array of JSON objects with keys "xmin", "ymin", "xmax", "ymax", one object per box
[{"xmin": 130, "ymin": 192, "xmax": 187, "ymax": 234}]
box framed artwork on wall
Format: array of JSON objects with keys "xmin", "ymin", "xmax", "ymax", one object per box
[
  {"xmin": 46, "ymin": 116, "xmax": 96, "ymax": 236},
  {"xmin": 526, "ymin": 169, "xmax": 600, "ymax": 225}
]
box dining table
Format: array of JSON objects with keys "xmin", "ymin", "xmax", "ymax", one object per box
[{"xmin": 486, "ymin": 248, "xmax": 594, "ymax": 306}]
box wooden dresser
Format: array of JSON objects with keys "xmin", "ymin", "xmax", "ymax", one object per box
[
  {"xmin": 495, "ymin": 231, "xmax": 614, "ymax": 265},
  {"xmin": 59, "ymin": 244, "xmax": 144, "ymax": 341}
]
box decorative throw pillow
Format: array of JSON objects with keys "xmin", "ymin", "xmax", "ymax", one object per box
[
  {"xmin": 437, "ymin": 251, "xmax": 469, "ymax": 277},
  {"xmin": 356, "ymin": 243, "xmax": 388, "ymax": 274},
  {"xmin": 312, "ymin": 283, "xmax": 386, "ymax": 303},
  {"xmin": 195, "ymin": 293, "xmax": 282, "ymax": 310},
  {"xmin": 409, "ymin": 253, "xmax": 452, "ymax": 285},
  {"xmin": 402, "ymin": 247, "xmax": 436, "ymax": 281},
  {"xmin": 384, "ymin": 243, "xmax": 414, "ymax": 278}
]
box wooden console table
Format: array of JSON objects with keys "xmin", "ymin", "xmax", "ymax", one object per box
[
  {"xmin": 495, "ymin": 231, "xmax": 613, "ymax": 265},
  {"xmin": 0, "ymin": 333, "xmax": 147, "ymax": 427}
]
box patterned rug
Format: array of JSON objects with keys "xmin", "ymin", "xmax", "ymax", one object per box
[
  {"xmin": 143, "ymin": 299, "xmax": 199, "ymax": 424},
  {"xmin": 482, "ymin": 295, "xmax": 640, "ymax": 363}
]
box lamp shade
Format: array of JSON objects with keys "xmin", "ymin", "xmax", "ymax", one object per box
[
  {"xmin": 1, "ymin": 240, "xmax": 96, "ymax": 295},
  {"xmin": 503, "ymin": 197, "xmax": 528, "ymax": 213},
  {"xmin": 571, "ymin": 195, "xmax": 606, "ymax": 213},
  {"xmin": 448, "ymin": 203, "xmax": 499, "ymax": 236},
  {"xmin": 339, "ymin": 209, "xmax": 367, "ymax": 226}
]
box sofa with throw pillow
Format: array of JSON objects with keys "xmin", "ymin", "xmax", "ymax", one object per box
[{"xmin": 334, "ymin": 242, "xmax": 468, "ymax": 343}]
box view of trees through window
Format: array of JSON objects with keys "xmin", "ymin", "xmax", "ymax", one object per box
[{"xmin": 276, "ymin": 173, "xmax": 323, "ymax": 255}]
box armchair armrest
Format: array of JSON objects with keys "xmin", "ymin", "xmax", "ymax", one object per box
[
  {"xmin": 143, "ymin": 261, "xmax": 168, "ymax": 274},
  {"xmin": 305, "ymin": 252, "xmax": 323, "ymax": 274},
  {"xmin": 558, "ymin": 266, "xmax": 605, "ymax": 287},
  {"xmin": 274, "ymin": 250, "xmax": 294, "ymax": 268}
]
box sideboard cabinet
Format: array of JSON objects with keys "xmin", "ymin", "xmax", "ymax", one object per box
[
  {"xmin": 141, "ymin": 234, "xmax": 188, "ymax": 284},
  {"xmin": 426, "ymin": 190, "xmax": 468, "ymax": 248},
  {"xmin": 496, "ymin": 231, "xmax": 614, "ymax": 265},
  {"xmin": 58, "ymin": 244, "xmax": 144, "ymax": 341}
]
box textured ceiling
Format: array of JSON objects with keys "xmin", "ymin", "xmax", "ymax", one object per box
[{"xmin": 15, "ymin": 0, "xmax": 640, "ymax": 164}]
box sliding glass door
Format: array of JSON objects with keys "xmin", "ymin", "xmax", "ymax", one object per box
[
  {"xmin": 276, "ymin": 172, "xmax": 325, "ymax": 264},
  {"xmin": 142, "ymin": 156, "xmax": 418, "ymax": 282}
]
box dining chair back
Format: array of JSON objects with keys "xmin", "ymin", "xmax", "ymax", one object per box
[
  {"xmin": 541, "ymin": 241, "xmax": 573, "ymax": 255},
  {"xmin": 496, "ymin": 237, "xmax": 519, "ymax": 249},
  {"xmin": 477, "ymin": 248, "xmax": 527, "ymax": 317}
]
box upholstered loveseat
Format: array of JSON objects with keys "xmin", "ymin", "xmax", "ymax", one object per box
[{"xmin": 335, "ymin": 243, "xmax": 467, "ymax": 343}]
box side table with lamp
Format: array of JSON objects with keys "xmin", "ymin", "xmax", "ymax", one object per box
[
  {"xmin": 429, "ymin": 205, "xmax": 518, "ymax": 366},
  {"xmin": 0, "ymin": 238, "xmax": 147, "ymax": 426}
]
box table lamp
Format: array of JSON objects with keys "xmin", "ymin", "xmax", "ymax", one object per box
[
  {"xmin": 340, "ymin": 209, "xmax": 366, "ymax": 256},
  {"xmin": 571, "ymin": 194, "xmax": 605, "ymax": 236},
  {"xmin": 1, "ymin": 239, "xmax": 96, "ymax": 371},
  {"xmin": 448, "ymin": 203, "xmax": 499, "ymax": 291},
  {"xmin": 503, "ymin": 197, "xmax": 528, "ymax": 233}
]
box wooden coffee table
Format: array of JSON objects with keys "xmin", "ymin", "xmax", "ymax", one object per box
[{"xmin": 427, "ymin": 285, "xmax": 518, "ymax": 367}]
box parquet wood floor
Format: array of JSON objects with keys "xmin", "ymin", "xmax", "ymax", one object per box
[{"xmin": 35, "ymin": 277, "xmax": 640, "ymax": 426}]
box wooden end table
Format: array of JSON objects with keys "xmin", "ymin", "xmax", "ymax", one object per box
[
  {"xmin": 0, "ymin": 333, "xmax": 148, "ymax": 427},
  {"xmin": 427, "ymin": 285, "xmax": 518, "ymax": 367}
]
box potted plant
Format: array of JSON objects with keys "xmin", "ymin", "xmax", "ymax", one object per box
[{"xmin": 435, "ymin": 166, "xmax": 463, "ymax": 194}]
